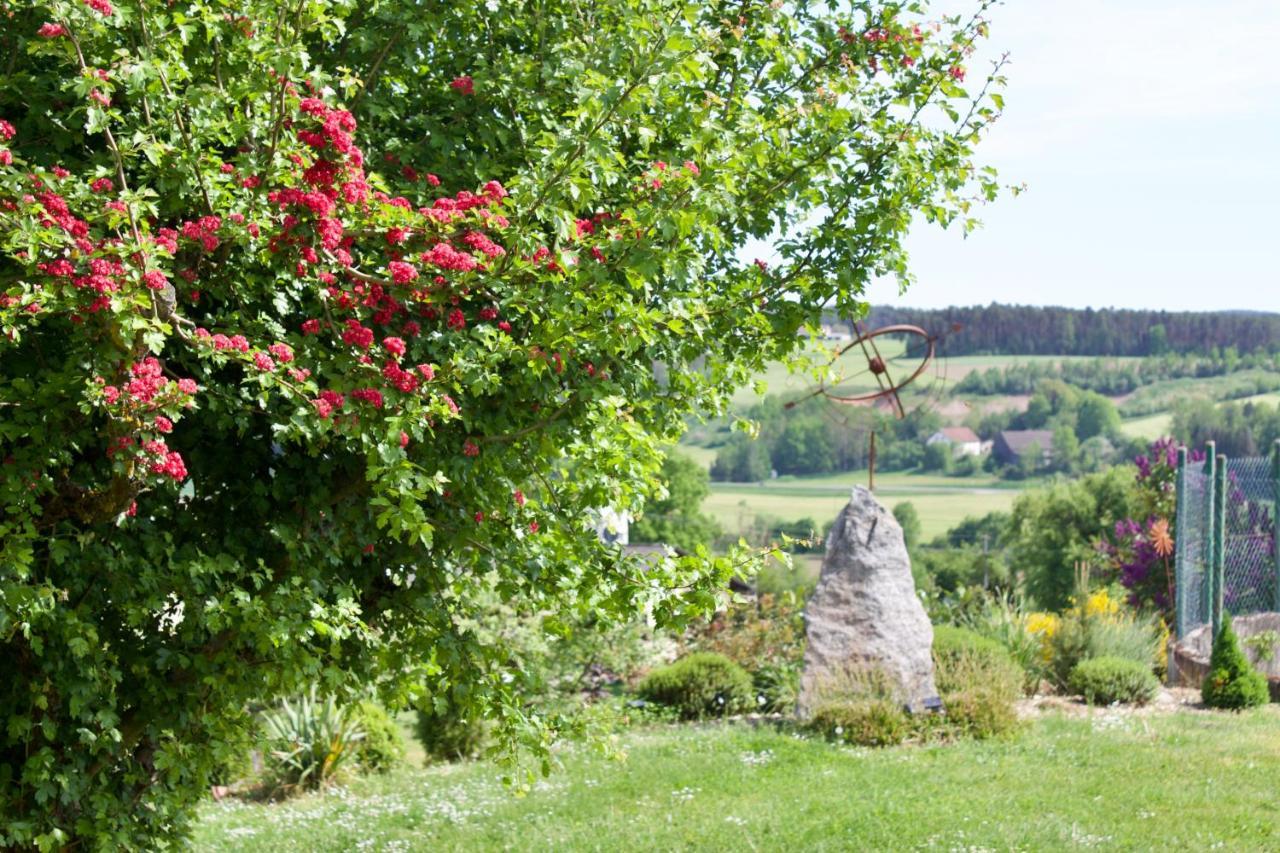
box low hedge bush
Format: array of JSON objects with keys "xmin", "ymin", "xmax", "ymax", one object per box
[
  {"xmin": 1068, "ymin": 656, "xmax": 1159, "ymax": 705},
  {"xmin": 931, "ymin": 625, "xmax": 1022, "ymax": 740},
  {"xmin": 352, "ymin": 701, "xmax": 406, "ymax": 772},
  {"xmin": 804, "ymin": 627, "xmax": 1023, "ymax": 750},
  {"xmin": 933, "ymin": 625, "xmax": 1014, "ymax": 673},
  {"xmin": 636, "ymin": 653, "xmax": 754, "ymax": 719},
  {"xmin": 808, "ymin": 699, "xmax": 909, "ymax": 747},
  {"xmin": 414, "ymin": 705, "xmax": 490, "ymax": 763},
  {"xmin": 1048, "ymin": 610, "xmax": 1159, "ymax": 689}
]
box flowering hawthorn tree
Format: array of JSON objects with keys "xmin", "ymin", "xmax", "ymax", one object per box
[{"xmin": 0, "ymin": 0, "xmax": 1004, "ymax": 844}]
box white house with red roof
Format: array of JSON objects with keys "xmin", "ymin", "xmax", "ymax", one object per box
[{"xmin": 925, "ymin": 426, "xmax": 987, "ymax": 457}]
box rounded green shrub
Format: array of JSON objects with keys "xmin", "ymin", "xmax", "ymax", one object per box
[
  {"xmin": 1068, "ymin": 656, "xmax": 1159, "ymax": 705},
  {"xmin": 636, "ymin": 653, "xmax": 754, "ymax": 719},
  {"xmin": 352, "ymin": 701, "xmax": 406, "ymax": 773},
  {"xmin": 808, "ymin": 699, "xmax": 909, "ymax": 747},
  {"xmin": 932, "ymin": 626, "xmax": 1021, "ymax": 694},
  {"xmin": 414, "ymin": 706, "xmax": 490, "ymax": 763},
  {"xmin": 930, "ymin": 625, "xmax": 1022, "ymax": 740},
  {"xmin": 933, "ymin": 687, "xmax": 1020, "ymax": 740},
  {"xmin": 1202, "ymin": 616, "xmax": 1270, "ymax": 710},
  {"xmin": 1047, "ymin": 610, "xmax": 1159, "ymax": 689}
]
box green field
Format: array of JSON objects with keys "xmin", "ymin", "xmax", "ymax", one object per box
[
  {"xmin": 703, "ymin": 348, "xmax": 1280, "ymax": 542},
  {"xmin": 706, "ymin": 484, "xmax": 1018, "ymax": 541},
  {"xmin": 195, "ymin": 709, "xmax": 1280, "ymax": 851},
  {"xmin": 1233, "ymin": 391, "xmax": 1280, "ymax": 408},
  {"xmin": 1118, "ymin": 389, "xmax": 1280, "ymax": 441},
  {"xmin": 703, "ymin": 470, "xmax": 1027, "ymax": 541},
  {"xmin": 1119, "ymin": 411, "xmax": 1174, "ymax": 441},
  {"xmin": 729, "ymin": 336, "xmax": 912, "ymax": 410},
  {"xmin": 731, "ymin": 339, "xmax": 1109, "ymax": 411}
]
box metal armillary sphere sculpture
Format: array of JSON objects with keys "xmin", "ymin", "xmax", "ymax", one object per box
[{"xmin": 786, "ymin": 321, "xmax": 951, "ymax": 488}]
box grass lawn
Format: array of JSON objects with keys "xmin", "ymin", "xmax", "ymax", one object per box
[
  {"xmin": 1232, "ymin": 390, "xmax": 1280, "ymax": 408},
  {"xmin": 754, "ymin": 470, "xmax": 1026, "ymax": 491},
  {"xmin": 704, "ymin": 470, "xmax": 1030, "ymax": 541},
  {"xmin": 195, "ymin": 709, "xmax": 1280, "ymax": 852},
  {"xmin": 1120, "ymin": 411, "xmax": 1174, "ymax": 441},
  {"xmin": 1119, "ymin": 389, "xmax": 1280, "ymax": 442},
  {"xmin": 729, "ymin": 337, "xmax": 911, "ymax": 410}
]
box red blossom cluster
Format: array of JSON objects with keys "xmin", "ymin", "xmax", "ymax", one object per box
[
  {"xmin": 94, "ymin": 358, "xmax": 199, "ymax": 485},
  {"xmin": 180, "ymin": 215, "xmax": 223, "ymax": 252},
  {"xmin": 2, "ymin": 84, "xmax": 632, "ymax": 535},
  {"xmin": 142, "ymin": 438, "xmax": 187, "ymax": 480},
  {"xmin": 0, "ymin": 120, "xmax": 15, "ymax": 167}
]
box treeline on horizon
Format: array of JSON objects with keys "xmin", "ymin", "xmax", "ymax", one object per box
[{"xmin": 862, "ymin": 303, "xmax": 1280, "ymax": 356}]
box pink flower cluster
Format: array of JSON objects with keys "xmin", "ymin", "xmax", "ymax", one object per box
[
  {"xmin": 388, "ymin": 260, "xmax": 418, "ymax": 283},
  {"xmin": 342, "ymin": 320, "xmax": 375, "ymax": 349},
  {"xmin": 180, "ymin": 215, "xmax": 223, "ymax": 252},
  {"xmin": 111, "ymin": 357, "xmax": 181, "ymax": 405},
  {"xmin": 142, "ymin": 439, "xmax": 187, "ymax": 481},
  {"xmin": 95, "ymin": 359, "xmax": 198, "ymax": 483},
  {"xmin": 0, "ymin": 120, "xmax": 14, "ymax": 166},
  {"xmin": 194, "ymin": 329, "xmax": 251, "ymax": 353}
]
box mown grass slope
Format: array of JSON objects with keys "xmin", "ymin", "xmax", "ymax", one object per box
[{"xmin": 196, "ymin": 709, "xmax": 1280, "ymax": 852}]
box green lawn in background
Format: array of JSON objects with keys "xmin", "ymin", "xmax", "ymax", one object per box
[
  {"xmin": 1118, "ymin": 390, "xmax": 1280, "ymax": 442},
  {"xmin": 675, "ymin": 444, "xmax": 719, "ymax": 470},
  {"xmin": 704, "ymin": 476, "xmax": 1020, "ymax": 541},
  {"xmin": 194, "ymin": 709, "xmax": 1280, "ymax": 852},
  {"xmin": 745, "ymin": 470, "xmax": 1025, "ymax": 491},
  {"xmin": 728, "ymin": 337, "xmax": 910, "ymax": 410},
  {"xmin": 1119, "ymin": 412, "xmax": 1174, "ymax": 441},
  {"xmin": 731, "ymin": 342, "xmax": 1135, "ymax": 412},
  {"xmin": 1232, "ymin": 391, "xmax": 1280, "ymax": 408}
]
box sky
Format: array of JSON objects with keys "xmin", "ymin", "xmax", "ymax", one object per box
[{"xmin": 858, "ymin": 0, "xmax": 1280, "ymax": 312}]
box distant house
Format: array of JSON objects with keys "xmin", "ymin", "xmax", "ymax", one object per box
[
  {"xmin": 594, "ymin": 507, "xmax": 630, "ymax": 546},
  {"xmin": 798, "ymin": 322, "xmax": 852, "ymax": 342},
  {"xmin": 819, "ymin": 322, "xmax": 852, "ymax": 342},
  {"xmin": 992, "ymin": 430, "xmax": 1055, "ymax": 466},
  {"xmin": 926, "ymin": 426, "xmax": 986, "ymax": 457}
]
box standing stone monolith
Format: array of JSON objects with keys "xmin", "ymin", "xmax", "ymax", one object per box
[{"xmin": 797, "ymin": 486, "xmax": 938, "ymax": 717}]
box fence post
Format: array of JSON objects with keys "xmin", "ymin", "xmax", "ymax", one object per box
[
  {"xmin": 1174, "ymin": 447, "xmax": 1188, "ymax": 638},
  {"xmin": 1203, "ymin": 442, "xmax": 1216, "ymax": 629},
  {"xmin": 1273, "ymin": 440, "xmax": 1280, "ymax": 612},
  {"xmin": 1213, "ymin": 453, "xmax": 1227, "ymax": 639}
]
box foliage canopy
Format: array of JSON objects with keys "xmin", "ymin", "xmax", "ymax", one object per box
[{"xmin": 0, "ymin": 0, "xmax": 1002, "ymax": 845}]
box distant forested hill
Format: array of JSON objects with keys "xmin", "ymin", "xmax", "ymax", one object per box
[{"xmin": 862, "ymin": 304, "xmax": 1280, "ymax": 356}]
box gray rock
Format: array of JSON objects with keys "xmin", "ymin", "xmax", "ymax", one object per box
[{"xmin": 797, "ymin": 486, "xmax": 938, "ymax": 717}]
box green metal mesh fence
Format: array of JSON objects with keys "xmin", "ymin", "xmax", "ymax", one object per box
[
  {"xmin": 1175, "ymin": 448, "xmax": 1280, "ymax": 639},
  {"xmin": 1174, "ymin": 464, "xmax": 1210, "ymax": 638},
  {"xmin": 1223, "ymin": 457, "xmax": 1277, "ymax": 619}
]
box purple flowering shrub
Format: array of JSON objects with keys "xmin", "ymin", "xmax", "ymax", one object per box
[{"xmin": 1100, "ymin": 438, "xmax": 1204, "ymax": 620}]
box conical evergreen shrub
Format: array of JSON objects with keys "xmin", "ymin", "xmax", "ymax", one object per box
[{"xmin": 1201, "ymin": 614, "xmax": 1269, "ymax": 710}]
